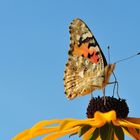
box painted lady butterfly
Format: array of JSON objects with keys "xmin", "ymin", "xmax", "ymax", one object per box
[{"xmin": 64, "ymin": 18, "xmax": 115, "ymax": 100}]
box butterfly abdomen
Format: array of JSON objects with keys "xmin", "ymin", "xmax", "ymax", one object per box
[{"xmin": 103, "ymin": 64, "xmax": 116, "ymax": 88}]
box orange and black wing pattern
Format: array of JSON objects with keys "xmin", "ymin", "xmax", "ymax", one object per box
[{"xmin": 64, "ymin": 18, "xmax": 107, "ymax": 99}]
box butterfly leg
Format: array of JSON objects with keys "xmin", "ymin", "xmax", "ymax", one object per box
[
  {"xmin": 108, "ymin": 72, "xmax": 120, "ymax": 98},
  {"xmin": 116, "ymin": 81, "xmax": 119, "ymax": 98},
  {"xmin": 103, "ymin": 88, "xmax": 106, "ymax": 105},
  {"xmin": 109, "ymin": 81, "xmax": 117, "ymax": 97},
  {"xmin": 112, "ymin": 81, "xmax": 116, "ymax": 96},
  {"xmin": 112, "ymin": 72, "xmax": 120, "ymax": 98}
]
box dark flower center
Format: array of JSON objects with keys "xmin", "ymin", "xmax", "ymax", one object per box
[{"xmin": 86, "ymin": 96, "xmax": 129, "ymax": 119}]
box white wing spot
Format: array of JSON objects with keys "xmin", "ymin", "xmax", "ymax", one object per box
[
  {"xmin": 76, "ymin": 35, "xmax": 80, "ymax": 40},
  {"xmin": 79, "ymin": 71, "xmax": 84, "ymax": 78},
  {"xmin": 86, "ymin": 32, "xmax": 92, "ymax": 37},
  {"xmin": 82, "ymin": 33, "xmax": 88, "ymax": 40}
]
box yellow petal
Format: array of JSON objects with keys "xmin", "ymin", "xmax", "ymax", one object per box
[
  {"xmin": 114, "ymin": 133, "xmax": 119, "ymax": 140},
  {"xmin": 12, "ymin": 129, "xmax": 30, "ymax": 140},
  {"xmin": 42, "ymin": 126, "xmax": 80, "ymax": 140},
  {"xmin": 96, "ymin": 136, "xmax": 101, "ymax": 140},
  {"xmin": 31, "ymin": 120, "xmax": 63, "ymax": 132},
  {"xmin": 60, "ymin": 119, "xmax": 102, "ymax": 130},
  {"xmin": 122, "ymin": 127, "xmax": 136, "ymax": 139},
  {"xmin": 123, "ymin": 127, "xmax": 140, "ymax": 139},
  {"xmin": 128, "ymin": 127, "xmax": 140, "ymax": 139},
  {"xmin": 82, "ymin": 127, "xmax": 95, "ymax": 140},
  {"xmin": 113, "ymin": 119, "xmax": 140, "ymax": 129},
  {"xmin": 126, "ymin": 117, "xmax": 140, "ymax": 124},
  {"xmin": 60, "ymin": 119, "xmax": 80, "ymax": 130},
  {"xmin": 30, "ymin": 127, "xmax": 60, "ymax": 138},
  {"xmin": 94, "ymin": 110, "xmax": 116, "ymax": 123}
]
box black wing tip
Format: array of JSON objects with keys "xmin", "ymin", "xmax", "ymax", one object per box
[{"xmin": 137, "ymin": 52, "xmax": 140, "ymax": 55}]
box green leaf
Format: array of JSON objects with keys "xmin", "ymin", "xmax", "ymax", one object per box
[
  {"xmin": 109, "ymin": 127, "xmax": 115, "ymax": 140},
  {"xmin": 112, "ymin": 125, "xmax": 124, "ymax": 140},
  {"xmin": 100, "ymin": 123, "xmax": 110, "ymax": 140},
  {"xmin": 100, "ymin": 123, "xmax": 109, "ymax": 140},
  {"xmin": 78, "ymin": 125, "xmax": 92, "ymax": 137},
  {"xmin": 88, "ymin": 128, "xmax": 99, "ymax": 140},
  {"xmin": 100, "ymin": 123, "xmax": 115, "ymax": 140}
]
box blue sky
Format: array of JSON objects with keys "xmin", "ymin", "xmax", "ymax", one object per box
[{"xmin": 0, "ymin": 0, "xmax": 140, "ymax": 139}]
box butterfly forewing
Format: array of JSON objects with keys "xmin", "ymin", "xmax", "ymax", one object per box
[{"xmin": 64, "ymin": 18, "xmax": 107, "ymax": 99}]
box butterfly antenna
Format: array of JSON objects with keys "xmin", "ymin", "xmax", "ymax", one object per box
[
  {"xmin": 114, "ymin": 52, "xmax": 140, "ymax": 64},
  {"xmin": 107, "ymin": 46, "xmax": 111, "ymax": 64}
]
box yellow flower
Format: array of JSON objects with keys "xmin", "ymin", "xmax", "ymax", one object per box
[{"xmin": 13, "ymin": 97, "xmax": 140, "ymax": 140}]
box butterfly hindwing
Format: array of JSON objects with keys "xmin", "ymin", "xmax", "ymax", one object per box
[{"xmin": 64, "ymin": 18, "xmax": 107, "ymax": 99}]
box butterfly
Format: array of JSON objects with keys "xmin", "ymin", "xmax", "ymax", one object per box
[{"xmin": 64, "ymin": 18, "xmax": 115, "ymax": 100}]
